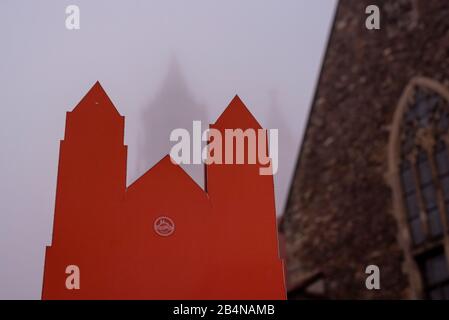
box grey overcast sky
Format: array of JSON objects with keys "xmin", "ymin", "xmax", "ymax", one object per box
[{"xmin": 0, "ymin": 0, "xmax": 337, "ymax": 299}]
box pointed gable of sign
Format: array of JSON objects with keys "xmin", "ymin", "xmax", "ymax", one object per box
[
  {"xmin": 214, "ymin": 95, "xmax": 262, "ymax": 129},
  {"xmin": 65, "ymin": 82, "xmax": 124, "ymax": 142},
  {"xmin": 127, "ymin": 155, "xmax": 207, "ymax": 200},
  {"xmin": 72, "ymin": 81, "xmax": 122, "ymax": 118}
]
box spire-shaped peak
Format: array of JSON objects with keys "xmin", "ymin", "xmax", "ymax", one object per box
[
  {"xmin": 156, "ymin": 56, "xmax": 190, "ymax": 99},
  {"xmin": 72, "ymin": 81, "xmax": 122, "ymax": 118},
  {"xmin": 214, "ymin": 95, "xmax": 262, "ymax": 129}
]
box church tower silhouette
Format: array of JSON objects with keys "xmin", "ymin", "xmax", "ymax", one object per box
[{"xmin": 42, "ymin": 82, "xmax": 286, "ymax": 299}]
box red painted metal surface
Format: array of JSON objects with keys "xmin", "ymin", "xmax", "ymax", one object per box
[{"xmin": 42, "ymin": 82, "xmax": 286, "ymax": 299}]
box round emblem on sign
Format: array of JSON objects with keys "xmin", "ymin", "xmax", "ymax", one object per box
[{"xmin": 154, "ymin": 216, "xmax": 175, "ymax": 237}]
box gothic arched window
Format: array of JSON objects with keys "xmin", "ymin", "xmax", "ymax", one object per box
[{"xmin": 389, "ymin": 78, "xmax": 449, "ymax": 299}]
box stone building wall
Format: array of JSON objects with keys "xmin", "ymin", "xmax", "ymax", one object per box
[{"xmin": 281, "ymin": 0, "xmax": 449, "ymax": 299}]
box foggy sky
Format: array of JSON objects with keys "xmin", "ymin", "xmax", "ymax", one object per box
[{"xmin": 0, "ymin": 0, "xmax": 336, "ymax": 299}]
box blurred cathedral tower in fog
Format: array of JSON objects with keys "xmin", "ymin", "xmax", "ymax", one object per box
[
  {"xmin": 137, "ymin": 58, "xmax": 207, "ymax": 188},
  {"xmin": 281, "ymin": 0, "xmax": 449, "ymax": 299}
]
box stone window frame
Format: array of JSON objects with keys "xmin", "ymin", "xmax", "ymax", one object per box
[{"xmin": 388, "ymin": 77, "xmax": 449, "ymax": 299}]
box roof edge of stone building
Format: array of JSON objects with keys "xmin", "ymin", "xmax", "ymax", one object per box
[{"xmin": 281, "ymin": 1, "xmax": 342, "ymax": 220}]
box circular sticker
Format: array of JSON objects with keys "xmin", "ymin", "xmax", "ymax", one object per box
[{"xmin": 154, "ymin": 216, "xmax": 175, "ymax": 237}]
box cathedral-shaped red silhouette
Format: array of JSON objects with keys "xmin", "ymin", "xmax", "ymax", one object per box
[{"xmin": 42, "ymin": 82, "xmax": 286, "ymax": 299}]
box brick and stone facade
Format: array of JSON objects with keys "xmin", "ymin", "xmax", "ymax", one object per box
[{"xmin": 281, "ymin": 0, "xmax": 449, "ymax": 299}]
